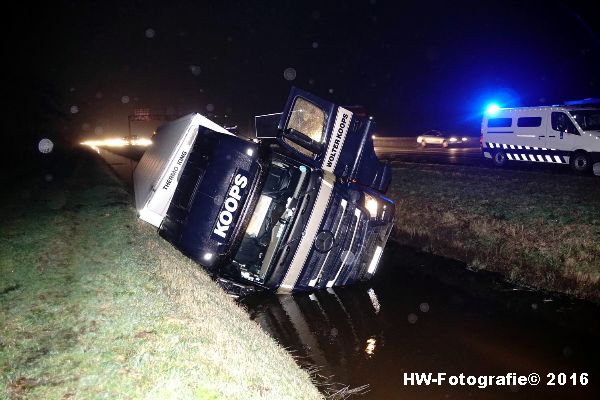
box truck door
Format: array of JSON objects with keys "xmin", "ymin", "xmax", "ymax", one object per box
[
  {"xmin": 276, "ymin": 88, "xmax": 337, "ymax": 169},
  {"xmin": 547, "ymin": 111, "xmax": 581, "ymax": 154},
  {"xmin": 268, "ymin": 88, "xmax": 390, "ymax": 192}
]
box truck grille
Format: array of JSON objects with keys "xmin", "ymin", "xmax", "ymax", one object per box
[{"xmin": 303, "ymin": 198, "xmax": 369, "ymax": 289}]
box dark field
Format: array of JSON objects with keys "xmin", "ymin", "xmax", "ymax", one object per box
[{"xmin": 388, "ymin": 163, "xmax": 600, "ymax": 301}]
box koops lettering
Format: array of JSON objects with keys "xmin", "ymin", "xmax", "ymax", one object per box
[{"xmin": 212, "ymin": 171, "xmax": 249, "ymax": 241}]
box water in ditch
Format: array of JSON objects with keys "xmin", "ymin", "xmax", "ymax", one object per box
[{"xmin": 241, "ymin": 242, "xmax": 600, "ymax": 399}]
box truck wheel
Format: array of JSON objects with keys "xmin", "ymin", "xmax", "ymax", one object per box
[
  {"xmin": 570, "ymin": 152, "xmax": 590, "ymax": 173},
  {"xmin": 442, "ymin": 140, "xmax": 449, "ymax": 148},
  {"xmin": 492, "ymin": 150, "xmax": 507, "ymax": 167},
  {"xmin": 420, "ymin": 140, "xmax": 427, "ymax": 148}
]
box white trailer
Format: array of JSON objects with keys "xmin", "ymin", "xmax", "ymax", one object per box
[{"xmin": 133, "ymin": 113, "xmax": 232, "ymax": 227}]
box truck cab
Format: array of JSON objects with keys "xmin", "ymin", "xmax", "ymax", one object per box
[{"xmin": 156, "ymin": 88, "xmax": 395, "ymax": 295}]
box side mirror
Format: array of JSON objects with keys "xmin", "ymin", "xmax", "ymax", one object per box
[{"xmin": 255, "ymin": 113, "xmax": 282, "ymax": 139}]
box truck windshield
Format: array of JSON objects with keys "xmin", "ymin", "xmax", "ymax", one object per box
[
  {"xmin": 228, "ymin": 155, "xmax": 309, "ymax": 284},
  {"xmin": 569, "ymin": 109, "xmax": 600, "ymax": 131}
]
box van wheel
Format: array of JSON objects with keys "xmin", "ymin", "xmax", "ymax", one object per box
[
  {"xmin": 492, "ymin": 150, "xmax": 507, "ymax": 167},
  {"xmin": 442, "ymin": 140, "xmax": 449, "ymax": 148},
  {"xmin": 570, "ymin": 152, "xmax": 590, "ymax": 173}
]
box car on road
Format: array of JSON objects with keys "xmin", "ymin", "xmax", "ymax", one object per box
[{"xmin": 416, "ymin": 130, "xmax": 469, "ymax": 148}]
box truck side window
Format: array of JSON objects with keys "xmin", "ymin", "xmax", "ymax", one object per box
[
  {"xmin": 287, "ymin": 98, "xmax": 326, "ymax": 143},
  {"xmin": 551, "ymin": 112, "xmax": 579, "ymax": 135}
]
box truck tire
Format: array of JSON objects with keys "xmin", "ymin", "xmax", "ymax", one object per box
[
  {"xmin": 421, "ymin": 140, "xmax": 427, "ymax": 148},
  {"xmin": 492, "ymin": 150, "xmax": 507, "ymax": 167},
  {"xmin": 570, "ymin": 152, "xmax": 590, "ymax": 173}
]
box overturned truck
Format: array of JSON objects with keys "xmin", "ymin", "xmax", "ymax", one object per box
[{"xmin": 134, "ymin": 88, "xmax": 394, "ymax": 295}]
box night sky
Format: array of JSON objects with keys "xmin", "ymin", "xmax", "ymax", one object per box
[{"xmin": 11, "ymin": 0, "xmax": 600, "ymax": 142}]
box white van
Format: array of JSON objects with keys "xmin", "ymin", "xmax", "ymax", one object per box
[{"xmin": 481, "ymin": 105, "xmax": 600, "ymax": 172}]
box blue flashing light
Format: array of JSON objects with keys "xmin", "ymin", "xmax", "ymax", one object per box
[{"xmin": 485, "ymin": 103, "xmax": 501, "ymax": 115}]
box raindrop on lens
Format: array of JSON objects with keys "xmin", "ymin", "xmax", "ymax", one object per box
[
  {"xmin": 121, "ymin": 96, "xmax": 130, "ymax": 104},
  {"xmin": 341, "ymin": 251, "xmax": 355, "ymax": 265},
  {"xmin": 47, "ymin": 191, "xmax": 66, "ymax": 210},
  {"xmin": 312, "ymin": 42, "xmax": 319, "ymax": 49},
  {"xmin": 190, "ymin": 65, "xmax": 201, "ymax": 76},
  {"xmin": 563, "ymin": 346, "xmax": 573, "ymax": 357},
  {"xmin": 70, "ymin": 105, "xmax": 79, "ymax": 114},
  {"xmin": 407, "ymin": 313, "xmax": 418, "ymax": 324},
  {"xmin": 419, "ymin": 302, "xmax": 430, "ymax": 313},
  {"xmin": 206, "ymin": 103, "xmax": 215, "ymax": 112},
  {"xmin": 38, "ymin": 138, "xmax": 54, "ymax": 154},
  {"xmin": 145, "ymin": 28, "xmax": 155, "ymax": 38},
  {"xmin": 283, "ymin": 67, "xmax": 297, "ymax": 81}
]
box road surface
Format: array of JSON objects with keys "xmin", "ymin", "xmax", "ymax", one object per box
[{"xmin": 376, "ymin": 145, "xmax": 484, "ymax": 166}]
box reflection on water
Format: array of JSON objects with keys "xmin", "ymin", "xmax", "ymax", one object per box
[
  {"xmin": 242, "ymin": 243, "xmax": 600, "ymax": 399},
  {"xmin": 246, "ymin": 286, "xmax": 384, "ymax": 385}
]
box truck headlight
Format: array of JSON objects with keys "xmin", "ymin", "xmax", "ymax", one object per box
[
  {"xmin": 364, "ymin": 193, "xmax": 379, "ymax": 218},
  {"xmin": 449, "ymin": 137, "xmax": 458, "ymax": 142}
]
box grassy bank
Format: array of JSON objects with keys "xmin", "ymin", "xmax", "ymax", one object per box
[
  {"xmin": 388, "ymin": 163, "xmax": 600, "ymax": 301},
  {"xmin": 0, "ymin": 153, "xmax": 321, "ymax": 399}
]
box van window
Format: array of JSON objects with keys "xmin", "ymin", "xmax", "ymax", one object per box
[
  {"xmin": 551, "ymin": 112, "xmax": 579, "ymax": 135},
  {"xmin": 487, "ymin": 118, "xmax": 512, "ymax": 128},
  {"xmin": 569, "ymin": 110, "xmax": 600, "ymax": 131},
  {"xmin": 517, "ymin": 117, "xmax": 542, "ymax": 127}
]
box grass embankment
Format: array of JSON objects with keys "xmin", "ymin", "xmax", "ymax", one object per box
[
  {"xmin": 0, "ymin": 153, "xmax": 321, "ymax": 399},
  {"xmin": 388, "ymin": 163, "xmax": 600, "ymax": 301}
]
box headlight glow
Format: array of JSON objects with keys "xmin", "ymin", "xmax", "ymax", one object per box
[
  {"xmin": 364, "ymin": 193, "xmax": 379, "ymax": 218},
  {"xmin": 449, "ymin": 137, "xmax": 458, "ymax": 142}
]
